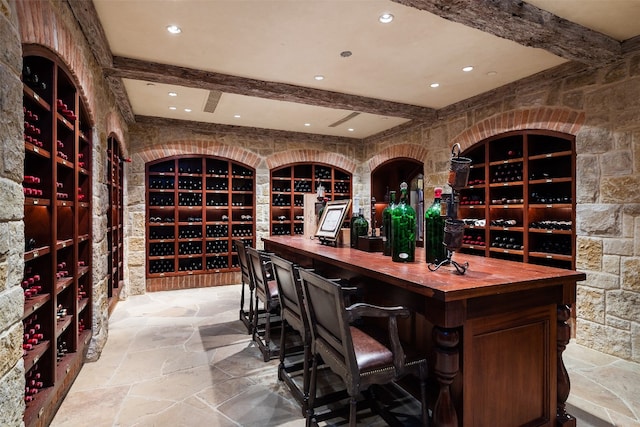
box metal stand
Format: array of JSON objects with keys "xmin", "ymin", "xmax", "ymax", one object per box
[{"xmin": 428, "ymin": 143, "xmax": 471, "ymax": 275}]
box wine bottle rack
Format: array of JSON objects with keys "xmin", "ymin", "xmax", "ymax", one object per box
[
  {"xmin": 270, "ymin": 163, "xmax": 352, "ymax": 236},
  {"xmin": 107, "ymin": 136, "xmax": 124, "ymax": 313},
  {"xmin": 21, "ymin": 49, "xmax": 93, "ymax": 427},
  {"xmin": 457, "ymin": 130, "xmax": 576, "ymax": 269},
  {"xmin": 145, "ymin": 156, "xmax": 255, "ymax": 277}
]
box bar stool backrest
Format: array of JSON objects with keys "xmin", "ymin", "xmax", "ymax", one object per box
[
  {"xmin": 270, "ymin": 254, "xmax": 307, "ymax": 339},
  {"xmin": 234, "ymin": 239, "xmax": 253, "ymax": 290}
]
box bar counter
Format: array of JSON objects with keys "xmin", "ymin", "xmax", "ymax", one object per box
[{"xmin": 263, "ymin": 235, "xmax": 586, "ymax": 427}]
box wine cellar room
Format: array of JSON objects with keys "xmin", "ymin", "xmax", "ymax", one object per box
[{"xmin": 2, "ymin": 1, "xmax": 640, "ymax": 426}]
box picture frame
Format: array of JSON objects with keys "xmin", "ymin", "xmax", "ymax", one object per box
[{"xmin": 315, "ymin": 199, "xmax": 352, "ymax": 243}]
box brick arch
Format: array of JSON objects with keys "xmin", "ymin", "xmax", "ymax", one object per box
[
  {"xmin": 451, "ymin": 107, "xmax": 585, "ymax": 152},
  {"xmin": 266, "ymin": 150, "xmax": 357, "ymax": 173},
  {"xmin": 367, "ymin": 144, "xmax": 429, "ymax": 173},
  {"xmin": 136, "ymin": 140, "xmax": 261, "ymax": 169},
  {"xmin": 106, "ymin": 111, "xmax": 128, "ymax": 157},
  {"xmin": 17, "ymin": 1, "xmax": 96, "ymax": 125}
]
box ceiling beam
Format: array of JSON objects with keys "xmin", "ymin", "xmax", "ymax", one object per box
[
  {"xmin": 134, "ymin": 115, "xmax": 362, "ymax": 143},
  {"xmin": 391, "ymin": 0, "xmax": 621, "ymax": 66},
  {"xmin": 66, "ymin": 0, "xmax": 112, "ymax": 67},
  {"xmin": 105, "ymin": 57, "xmax": 436, "ymax": 121}
]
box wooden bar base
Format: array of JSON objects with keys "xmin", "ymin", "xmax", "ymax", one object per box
[{"xmin": 264, "ymin": 236, "xmax": 585, "ymax": 427}]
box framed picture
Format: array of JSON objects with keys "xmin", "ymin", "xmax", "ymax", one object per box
[{"xmin": 315, "ymin": 199, "xmax": 352, "ymax": 242}]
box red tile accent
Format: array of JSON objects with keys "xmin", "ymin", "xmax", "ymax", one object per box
[
  {"xmin": 147, "ymin": 272, "xmax": 241, "ymax": 292},
  {"xmin": 265, "ymin": 150, "xmax": 357, "ymax": 173},
  {"xmin": 367, "ymin": 143, "xmax": 429, "ymax": 172},
  {"xmin": 136, "ymin": 141, "xmax": 260, "ymax": 168},
  {"xmin": 451, "ymin": 107, "xmax": 584, "ymax": 148}
]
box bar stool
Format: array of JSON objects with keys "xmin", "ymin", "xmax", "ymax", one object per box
[
  {"xmin": 246, "ymin": 246, "xmax": 280, "ymax": 361},
  {"xmin": 299, "ymin": 268, "xmax": 430, "ymax": 427},
  {"xmin": 234, "ymin": 239, "xmax": 254, "ymax": 334},
  {"xmin": 271, "ymin": 254, "xmax": 360, "ymax": 417}
]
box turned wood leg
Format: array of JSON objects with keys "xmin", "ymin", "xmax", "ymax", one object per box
[
  {"xmin": 432, "ymin": 326, "xmax": 459, "ymax": 427},
  {"xmin": 556, "ymin": 304, "xmax": 576, "ymax": 426}
]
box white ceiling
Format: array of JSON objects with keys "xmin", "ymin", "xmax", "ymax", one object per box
[{"xmin": 93, "ymin": 0, "xmax": 640, "ymax": 139}]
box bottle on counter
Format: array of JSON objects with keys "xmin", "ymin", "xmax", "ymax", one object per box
[
  {"xmin": 425, "ymin": 187, "xmax": 447, "ymax": 264},
  {"xmin": 391, "ymin": 182, "xmax": 416, "ymax": 262},
  {"xmin": 350, "ymin": 208, "xmax": 369, "ymax": 248},
  {"xmin": 382, "ymin": 191, "xmax": 396, "ymax": 256}
]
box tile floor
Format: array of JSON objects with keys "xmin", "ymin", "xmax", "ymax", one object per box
[{"xmin": 51, "ymin": 285, "xmax": 640, "ymax": 427}]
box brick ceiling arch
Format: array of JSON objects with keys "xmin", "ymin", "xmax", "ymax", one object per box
[
  {"xmin": 106, "ymin": 111, "xmax": 127, "ymax": 157},
  {"xmin": 136, "ymin": 140, "xmax": 260, "ymax": 169},
  {"xmin": 17, "ymin": 1, "xmax": 96, "ymax": 125},
  {"xmin": 266, "ymin": 150, "xmax": 357, "ymax": 173},
  {"xmin": 367, "ymin": 144, "xmax": 428, "ymax": 173},
  {"xmin": 451, "ymin": 107, "xmax": 585, "ymax": 152}
]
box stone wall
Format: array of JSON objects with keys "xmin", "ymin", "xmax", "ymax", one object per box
[
  {"xmin": 128, "ymin": 52, "xmax": 640, "ymax": 362},
  {"xmin": 0, "ymin": 0, "xmax": 26, "ymax": 425},
  {"xmin": 365, "ymin": 54, "xmax": 640, "ymax": 362}
]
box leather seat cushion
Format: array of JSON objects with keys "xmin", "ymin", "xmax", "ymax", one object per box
[
  {"xmin": 350, "ymin": 326, "xmax": 393, "ymax": 371},
  {"xmin": 267, "ymin": 279, "xmax": 279, "ymax": 298}
]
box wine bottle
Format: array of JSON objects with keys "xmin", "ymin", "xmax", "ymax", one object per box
[
  {"xmin": 350, "ymin": 208, "xmax": 369, "ymax": 248},
  {"xmin": 382, "ymin": 191, "xmax": 396, "ymax": 256},
  {"xmin": 425, "ymin": 187, "xmax": 447, "ymax": 264},
  {"xmin": 391, "ymin": 182, "xmax": 416, "ymax": 262}
]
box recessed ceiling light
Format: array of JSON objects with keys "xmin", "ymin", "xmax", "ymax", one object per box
[
  {"xmin": 340, "ymin": 51, "xmax": 352, "ymax": 58},
  {"xmin": 487, "ymin": 71, "xmax": 498, "ymax": 76},
  {"xmin": 348, "ymin": 128, "xmax": 355, "ymax": 132},
  {"xmin": 168, "ymin": 106, "xmax": 177, "ymax": 110},
  {"xmin": 462, "ymin": 66, "xmax": 474, "ymax": 72},
  {"xmin": 304, "ymin": 123, "xmax": 311, "ymax": 127},
  {"xmin": 379, "ymin": 13, "xmax": 394, "ymax": 24},
  {"xmin": 314, "ymin": 75, "xmax": 324, "ymax": 81},
  {"xmin": 168, "ymin": 92, "xmax": 177, "ymax": 97},
  {"xmin": 430, "ymin": 83, "xmax": 440, "ymax": 88},
  {"xmin": 184, "ymin": 108, "xmax": 192, "ymax": 112},
  {"xmin": 234, "ymin": 114, "xmax": 241, "ymax": 118},
  {"xmin": 166, "ymin": 25, "xmax": 181, "ymax": 34}
]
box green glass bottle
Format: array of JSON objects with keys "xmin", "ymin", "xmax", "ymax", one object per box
[
  {"xmin": 425, "ymin": 187, "xmax": 447, "ymax": 264},
  {"xmin": 382, "ymin": 191, "xmax": 396, "ymax": 256},
  {"xmin": 391, "ymin": 182, "xmax": 416, "ymax": 262},
  {"xmin": 350, "ymin": 208, "xmax": 369, "ymax": 248}
]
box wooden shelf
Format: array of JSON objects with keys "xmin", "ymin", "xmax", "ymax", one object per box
[
  {"xmin": 269, "ymin": 163, "xmax": 352, "ymax": 236},
  {"xmin": 458, "ymin": 130, "xmax": 576, "ymax": 269},
  {"xmin": 146, "ymin": 156, "xmax": 255, "ymax": 278},
  {"xmin": 22, "ymin": 49, "xmax": 93, "ymax": 427}
]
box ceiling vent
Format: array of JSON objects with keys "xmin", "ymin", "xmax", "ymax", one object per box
[
  {"xmin": 329, "ymin": 112, "xmax": 360, "ymax": 128},
  {"xmin": 203, "ymin": 90, "xmax": 222, "ymax": 113}
]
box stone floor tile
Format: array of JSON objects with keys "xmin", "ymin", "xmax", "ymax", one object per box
[
  {"xmin": 50, "ymin": 385, "xmax": 130, "ymax": 427},
  {"xmin": 51, "ymin": 286, "xmax": 640, "ymax": 427},
  {"xmin": 216, "ymin": 383, "xmax": 302, "ymax": 426}
]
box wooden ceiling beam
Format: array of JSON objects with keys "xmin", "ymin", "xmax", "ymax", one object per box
[
  {"xmin": 105, "ymin": 56, "xmax": 436, "ymax": 121},
  {"xmin": 134, "ymin": 115, "xmax": 361, "ymax": 143},
  {"xmin": 391, "ymin": 0, "xmax": 621, "ymax": 66}
]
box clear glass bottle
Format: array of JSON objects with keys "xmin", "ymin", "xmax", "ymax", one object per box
[
  {"xmin": 350, "ymin": 208, "xmax": 369, "ymax": 248},
  {"xmin": 382, "ymin": 191, "xmax": 396, "ymax": 256},
  {"xmin": 425, "ymin": 187, "xmax": 447, "ymax": 264},
  {"xmin": 391, "ymin": 182, "xmax": 416, "ymax": 262}
]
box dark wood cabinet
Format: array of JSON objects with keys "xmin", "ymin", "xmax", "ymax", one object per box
[
  {"xmin": 22, "ymin": 49, "xmax": 93, "ymax": 427},
  {"xmin": 145, "ymin": 156, "xmax": 255, "ymax": 277},
  {"xmin": 107, "ymin": 137, "xmax": 124, "ymax": 313},
  {"xmin": 458, "ymin": 130, "xmax": 576, "ymax": 269},
  {"xmin": 270, "ymin": 163, "xmax": 352, "ymax": 236}
]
